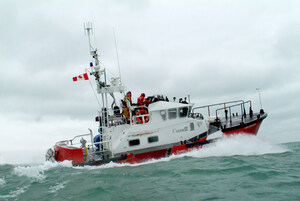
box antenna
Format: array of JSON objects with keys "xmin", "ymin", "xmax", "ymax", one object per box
[
  {"xmin": 84, "ymin": 22, "xmax": 99, "ymax": 66},
  {"xmin": 113, "ymin": 27, "xmax": 122, "ymax": 84},
  {"xmin": 84, "ymin": 22, "xmax": 94, "ymax": 52},
  {"xmin": 256, "ymin": 88, "xmax": 263, "ymax": 109}
]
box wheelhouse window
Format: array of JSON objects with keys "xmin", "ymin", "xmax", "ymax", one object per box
[
  {"xmin": 129, "ymin": 139, "xmax": 140, "ymax": 146},
  {"xmin": 160, "ymin": 110, "xmax": 167, "ymax": 121},
  {"xmin": 179, "ymin": 107, "xmax": 188, "ymax": 118},
  {"xmin": 168, "ymin": 108, "xmax": 177, "ymax": 119},
  {"xmin": 148, "ymin": 136, "xmax": 159, "ymax": 143}
]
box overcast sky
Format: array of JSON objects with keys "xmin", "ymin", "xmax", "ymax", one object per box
[{"xmin": 1, "ymin": 0, "xmax": 299, "ymax": 164}]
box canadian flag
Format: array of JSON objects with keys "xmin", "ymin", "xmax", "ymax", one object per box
[{"xmin": 73, "ymin": 73, "xmax": 89, "ymax": 82}]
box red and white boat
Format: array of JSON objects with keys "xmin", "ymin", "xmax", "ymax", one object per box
[{"xmin": 45, "ymin": 24, "xmax": 267, "ymax": 166}]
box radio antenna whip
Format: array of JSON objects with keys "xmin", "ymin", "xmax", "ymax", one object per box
[
  {"xmin": 113, "ymin": 27, "xmax": 122, "ymax": 84},
  {"xmin": 256, "ymin": 88, "xmax": 263, "ymax": 109}
]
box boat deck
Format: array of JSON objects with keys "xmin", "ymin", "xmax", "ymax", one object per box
[{"xmin": 217, "ymin": 112, "xmax": 267, "ymax": 133}]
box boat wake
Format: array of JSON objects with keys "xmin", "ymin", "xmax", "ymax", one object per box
[
  {"xmin": 13, "ymin": 161, "xmax": 72, "ymax": 182},
  {"xmin": 186, "ymin": 134, "xmax": 290, "ymax": 158},
  {"xmin": 74, "ymin": 134, "xmax": 290, "ymax": 169},
  {"xmin": 11, "ymin": 135, "xmax": 290, "ymax": 174}
]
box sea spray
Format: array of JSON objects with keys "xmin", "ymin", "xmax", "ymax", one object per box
[
  {"xmin": 74, "ymin": 135, "xmax": 289, "ymax": 170},
  {"xmin": 0, "ymin": 178, "xmax": 6, "ymax": 186},
  {"xmin": 13, "ymin": 161, "xmax": 73, "ymax": 182},
  {"xmin": 0, "ymin": 140, "xmax": 299, "ymax": 201},
  {"xmin": 186, "ymin": 134, "xmax": 290, "ymax": 158},
  {"xmin": 48, "ymin": 181, "xmax": 68, "ymax": 193}
]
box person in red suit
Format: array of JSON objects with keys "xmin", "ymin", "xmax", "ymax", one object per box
[{"xmin": 137, "ymin": 93, "xmax": 150, "ymax": 109}]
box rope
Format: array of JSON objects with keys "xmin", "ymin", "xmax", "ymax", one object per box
[{"xmin": 86, "ymin": 69, "xmax": 101, "ymax": 107}]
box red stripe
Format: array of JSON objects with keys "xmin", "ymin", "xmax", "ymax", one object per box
[
  {"xmin": 83, "ymin": 73, "xmax": 89, "ymax": 80},
  {"xmin": 171, "ymin": 136, "xmax": 207, "ymax": 155}
]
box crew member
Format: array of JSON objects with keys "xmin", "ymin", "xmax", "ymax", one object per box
[
  {"xmin": 122, "ymin": 91, "xmax": 132, "ymax": 119},
  {"xmin": 137, "ymin": 93, "xmax": 151, "ymax": 110}
]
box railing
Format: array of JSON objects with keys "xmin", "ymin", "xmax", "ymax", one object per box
[
  {"xmin": 215, "ymin": 100, "xmax": 252, "ymax": 124},
  {"xmin": 192, "ymin": 100, "xmax": 253, "ymax": 125},
  {"xmin": 193, "ymin": 100, "xmax": 245, "ymax": 116},
  {"xmin": 97, "ymin": 107, "xmax": 125, "ymax": 127},
  {"xmin": 69, "ymin": 129, "xmax": 94, "ymax": 148},
  {"xmin": 130, "ymin": 105, "xmax": 151, "ymax": 125},
  {"xmin": 67, "ymin": 128, "xmax": 113, "ymax": 158},
  {"xmin": 97, "ymin": 105, "xmax": 151, "ymax": 127}
]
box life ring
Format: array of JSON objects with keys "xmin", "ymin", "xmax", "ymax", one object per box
[{"xmin": 137, "ymin": 109, "xmax": 149, "ymax": 124}]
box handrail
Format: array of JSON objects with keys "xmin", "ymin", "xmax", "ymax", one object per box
[
  {"xmin": 68, "ymin": 130, "xmax": 113, "ymax": 158},
  {"xmin": 214, "ymin": 100, "xmax": 252, "ymax": 124},
  {"xmin": 69, "ymin": 129, "xmax": 94, "ymax": 153},
  {"xmin": 193, "ymin": 100, "xmax": 245, "ymax": 116},
  {"xmin": 70, "ymin": 133, "xmax": 92, "ymax": 143},
  {"xmin": 192, "ymin": 100, "xmax": 252, "ymax": 125},
  {"xmin": 97, "ymin": 105, "xmax": 151, "ymax": 127},
  {"xmin": 131, "ymin": 113, "xmax": 151, "ymax": 125},
  {"xmin": 193, "ymin": 100, "xmax": 245, "ymax": 110}
]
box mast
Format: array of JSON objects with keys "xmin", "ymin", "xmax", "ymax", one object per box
[{"xmin": 84, "ymin": 22, "xmax": 126, "ymax": 127}]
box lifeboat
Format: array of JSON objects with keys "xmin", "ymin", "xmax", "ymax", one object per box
[{"xmin": 45, "ymin": 24, "xmax": 267, "ymax": 166}]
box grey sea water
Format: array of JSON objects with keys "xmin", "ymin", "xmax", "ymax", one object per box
[{"xmin": 0, "ymin": 135, "xmax": 299, "ymax": 201}]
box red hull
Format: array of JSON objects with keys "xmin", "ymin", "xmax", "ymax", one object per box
[
  {"xmin": 55, "ymin": 141, "xmax": 84, "ymax": 165},
  {"xmin": 223, "ymin": 120, "xmax": 262, "ymax": 135}
]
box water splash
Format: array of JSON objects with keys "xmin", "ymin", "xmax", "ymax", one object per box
[
  {"xmin": 13, "ymin": 161, "xmax": 72, "ymax": 182},
  {"xmin": 74, "ymin": 134, "xmax": 289, "ymax": 170},
  {"xmin": 48, "ymin": 181, "xmax": 68, "ymax": 193},
  {"xmin": 186, "ymin": 134, "xmax": 290, "ymax": 159},
  {"xmin": 0, "ymin": 177, "xmax": 6, "ymax": 186},
  {"xmin": 10, "ymin": 135, "xmax": 290, "ymax": 172},
  {"xmin": 74, "ymin": 155, "xmax": 178, "ymax": 170},
  {"xmin": 0, "ymin": 186, "xmax": 29, "ymax": 199}
]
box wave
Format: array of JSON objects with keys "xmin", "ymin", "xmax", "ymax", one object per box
[
  {"xmin": 13, "ymin": 161, "xmax": 72, "ymax": 182},
  {"xmin": 0, "ymin": 177, "xmax": 6, "ymax": 186},
  {"xmin": 186, "ymin": 134, "xmax": 290, "ymax": 159},
  {"xmin": 48, "ymin": 181, "xmax": 68, "ymax": 193},
  {"xmin": 0, "ymin": 186, "xmax": 29, "ymax": 199},
  {"xmin": 10, "ymin": 135, "xmax": 290, "ymax": 172}
]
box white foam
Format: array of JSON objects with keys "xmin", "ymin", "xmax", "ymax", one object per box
[
  {"xmin": 48, "ymin": 181, "xmax": 68, "ymax": 193},
  {"xmin": 186, "ymin": 134, "xmax": 289, "ymax": 159},
  {"xmin": 0, "ymin": 186, "xmax": 29, "ymax": 199},
  {"xmin": 14, "ymin": 165, "xmax": 46, "ymax": 182},
  {"xmin": 13, "ymin": 160, "xmax": 73, "ymax": 182},
  {"xmin": 74, "ymin": 135, "xmax": 289, "ymax": 169},
  {"xmin": 0, "ymin": 177, "xmax": 6, "ymax": 186},
  {"xmin": 11, "ymin": 135, "xmax": 290, "ymax": 171},
  {"xmin": 74, "ymin": 156, "xmax": 176, "ymax": 170}
]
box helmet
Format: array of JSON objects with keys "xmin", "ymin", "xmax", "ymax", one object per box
[
  {"xmin": 127, "ymin": 91, "xmax": 132, "ymax": 95},
  {"xmin": 141, "ymin": 93, "xmax": 145, "ymax": 97}
]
